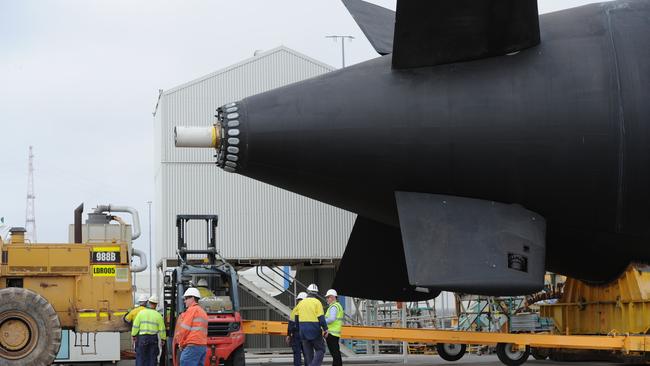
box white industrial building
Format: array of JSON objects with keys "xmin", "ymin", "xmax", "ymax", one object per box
[
  {"xmin": 153, "ymin": 47, "xmax": 358, "ymax": 350},
  {"xmin": 154, "ymin": 46, "xmax": 355, "ymax": 265}
]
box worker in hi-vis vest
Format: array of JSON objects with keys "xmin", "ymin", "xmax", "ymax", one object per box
[
  {"xmin": 287, "ymin": 292, "xmax": 308, "ymax": 366},
  {"xmin": 174, "ymin": 287, "xmax": 209, "ymax": 366},
  {"xmin": 296, "ymin": 284, "xmax": 328, "ymax": 366},
  {"xmin": 196, "ymin": 278, "xmax": 215, "ymax": 298},
  {"xmin": 325, "ymin": 289, "xmax": 344, "ymax": 366},
  {"xmin": 131, "ymin": 295, "xmax": 167, "ymax": 366},
  {"xmin": 124, "ymin": 294, "xmax": 149, "ymax": 326}
]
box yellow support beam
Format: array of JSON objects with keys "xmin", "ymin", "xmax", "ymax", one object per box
[{"xmin": 242, "ymin": 320, "xmax": 650, "ymax": 353}]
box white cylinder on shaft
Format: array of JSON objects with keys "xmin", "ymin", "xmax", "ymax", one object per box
[{"xmin": 174, "ymin": 126, "xmax": 217, "ymax": 148}]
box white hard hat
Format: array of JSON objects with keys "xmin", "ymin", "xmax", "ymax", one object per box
[
  {"xmin": 325, "ymin": 289, "xmax": 338, "ymax": 297},
  {"xmin": 197, "ymin": 279, "xmax": 208, "ymax": 287},
  {"xmin": 296, "ymin": 292, "xmax": 308, "ymax": 300},
  {"xmin": 183, "ymin": 287, "xmax": 201, "ymax": 299},
  {"xmin": 137, "ymin": 294, "xmax": 149, "ymax": 303},
  {"xmin": 148, "ymin": 295, "xmax": 159, "ymax": 304},
  {"xmin": 307, "ymin": 284, "xmax": 319, "ymax": 293}
]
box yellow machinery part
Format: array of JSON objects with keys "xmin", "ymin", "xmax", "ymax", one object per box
[
  {"xmin": 0, "ymin": 242, "xmax": 132, "ymax": 332},
  {"xmin": 242, "ymin": 320, "xmax": 650, "ymax": 353},
  {"xmin": 540, "ymin": 264, "xmax": 650, "ymax": 335}
]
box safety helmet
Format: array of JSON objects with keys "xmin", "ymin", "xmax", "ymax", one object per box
[
  {"xmin": 197, "ymin": 279, "xmax": 208, "ymax": 287},
  {"xmin": 296, "ymin": 292, "xmax": 308, "ymax": 301},
  {"xmin": 148, "ymin": 295, "xmax": 159, "ymax": 304},
  {"xmin": 306, "ymin": 284, "xmax": 319, "ymax": 293},
  {"xmin": 137, "ymin": 294, "xmax": 149, "ymax": 304},
  {"xmin": 325, "ymin": 289, "xmax": 338, "ymax": 298},
  {"xmin": 183, "ymin": 287, "xmax": 201, "ymax": 299}
]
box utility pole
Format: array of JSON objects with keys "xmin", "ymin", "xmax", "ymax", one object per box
[
  {"xmin": 25, "ymin": 146, "xmax": 36, "ymax": 243},
  {"xmin": 325, "ymin": 35, "xmax": 355, "ymax": 68},
  {"xmin": 146, "ymin": 201, "xmax": 152, "ymax": 296}
]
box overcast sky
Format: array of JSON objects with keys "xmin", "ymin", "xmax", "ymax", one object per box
[{"xmin": 0, "ymin": 0, "xmax": 600, "ymax": 253}]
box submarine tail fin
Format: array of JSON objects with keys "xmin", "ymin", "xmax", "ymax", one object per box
[{"xmin": 392, "ymin": 0, "xmax": 540, "ymax": 68}]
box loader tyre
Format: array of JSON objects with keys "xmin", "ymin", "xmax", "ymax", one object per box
[{"xmin": 0, "ymin": 287, "xmax": 62, "ymax": 366}]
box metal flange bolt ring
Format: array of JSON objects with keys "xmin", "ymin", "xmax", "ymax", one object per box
[
  {"xmin": 215, "ymin": 102, "xmax": 242, "ymax": 173},
  {"xmin": 173, "ymin": 101, "xmax": 243, "ymax": 172}
]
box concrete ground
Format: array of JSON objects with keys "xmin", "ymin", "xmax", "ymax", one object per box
[{"xmin": 92, "ymin": 353, "xmax": 622, "ymax": 366}]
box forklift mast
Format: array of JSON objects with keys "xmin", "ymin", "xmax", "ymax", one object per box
[
  {"xmin": 176, "ymin": 214, "xmax": 219, "ymax": 265},
  {"xmin": 164, "ymin": 214, "xmax": 245, "ymax": 366}
]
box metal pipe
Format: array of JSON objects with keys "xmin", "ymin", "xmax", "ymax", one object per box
[
  {"xmin": 93, "ymin": 204, "xmax": 141, "ymax": 240},
  {"xmin": 174, "ymin": 126, "xmax": 219, "ymax": 148},
  {"xmin": 74, "ymin": 203, "xmax": 83, "ymax": 243},
  {"xmin": 156, "ymin": 259, "xmax": 164, "ymax": 306},
  {"xmin": 108, "ymin": 214, "xmax": 147, "ymax": 273},
  {"xmin": 131, "ymin": 248, "xmax": 147, "ymax": 273},
  {"xmin": 146, "ymin": 201, "xmax": 152, "ymax": 296}
]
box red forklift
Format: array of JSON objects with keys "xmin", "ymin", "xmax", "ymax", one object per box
[{"xmin": 162, "ymin": 215, "xmax": 245, "ymax": 366}]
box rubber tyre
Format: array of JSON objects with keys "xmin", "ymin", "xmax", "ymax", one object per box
[
  {"xmin": 531, "ymin": 347, "xmax": 549, "ymax": 360},
  {"xmin": 436, "ymin": 343, "xmax": 467, "ymax": 361},
  {"xmin": 496, "ymin": 343, "xmax": 530, "ymax": 366},
  {"xmin": 0, "ymin": 287, "xmax": 62, "ymax": 366},
  {"xmin": 225, "ymin": 346, "xmax": 246, "ymax": 366}
]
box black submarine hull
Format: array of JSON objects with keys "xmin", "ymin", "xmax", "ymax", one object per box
[{"xmin": 181, "ymin": 1, "xmax": 650, "ymax": 300}]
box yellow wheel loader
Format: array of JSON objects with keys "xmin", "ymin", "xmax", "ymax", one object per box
[{"xmin": 0, "ymin": 204, "xmax": 147, "ymax": 365}]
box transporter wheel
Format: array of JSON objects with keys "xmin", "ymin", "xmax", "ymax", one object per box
[
  {"xmin": 0, "ymin": 287, "xmax": 62, "ymax": 366},
  {"xmin": 531, "ymin": 347, "xmax": 549, "ymax": 360},
  {"xmin": 226, "ymin": 346, "xmax": 246, "ymax": 366},
  {"xmin": 496, "ymin": 343, "xmax": 530, "ymax": 366},
  {"xmin": 436, "ymin": 343, "xmax": 467, "ymax": 361}
]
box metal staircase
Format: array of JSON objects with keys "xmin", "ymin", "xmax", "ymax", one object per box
[
  {"xmin": 254, "ymin": 266, "xmax": 360, "ymax": 326},
  {"xmin": 238, "ymin": 276, "xmax": 293, "ymax": 318},
  {"xmin": 239, "ymin": 268, "xmax": 357, "ymax": 357}
]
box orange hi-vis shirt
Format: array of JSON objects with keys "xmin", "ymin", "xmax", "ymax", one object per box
[{"xmin": 174, "ymin": 303, "xmax": 208, "ymax": 347}]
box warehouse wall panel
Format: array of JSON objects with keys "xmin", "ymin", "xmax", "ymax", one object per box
[{"xmin": 155, "ymin": 46, "xmax": 354, "ymax": 263}]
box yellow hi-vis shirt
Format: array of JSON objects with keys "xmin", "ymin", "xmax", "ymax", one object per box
[
  {"xmin": 296, "ymin": 297, "xmax": 327, "ymax": 341},
  {"xmin": 124, "ymin": 305, "xmax": 145, "ymax": 323},
  {"xmin": 290, "ymin": 306, "xmax": 300, "ymax": 321},
  {"xmin": 131, "ymin": 308, "xmax": 167, "ymax": 340},
  {"xmin": 197, "ymin": 286, "xmax": 214, "ymax": 298},
  {"xmin": 326, "ymin": 302, "xmax": 344, "ymax": 337},
  {"xmin": 296, "ymin": 297, "xmax": 324, "ymax": 321}
]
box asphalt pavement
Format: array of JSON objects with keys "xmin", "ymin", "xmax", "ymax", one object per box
[{"xmin": 97, "ymin": 353, "xmax": 622, "ymax": 366}]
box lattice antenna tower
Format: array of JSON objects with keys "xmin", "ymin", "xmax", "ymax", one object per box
[{"xmin": 25, "ymin": 146, "xmax": 37, "ymax": 243}]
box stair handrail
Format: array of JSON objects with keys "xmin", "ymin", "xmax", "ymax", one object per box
[
  {"xmin": 256, "ymin": 265, "xmax": 361, "ymax": 326},
  {"xmin": 255, "ymin": 266, "xmax": 287, "ymax": 294}
]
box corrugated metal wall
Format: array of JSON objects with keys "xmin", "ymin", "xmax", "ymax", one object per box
[{"xmin": 155, "ymin": 46, "xmax": 356, "ymax": 261}]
